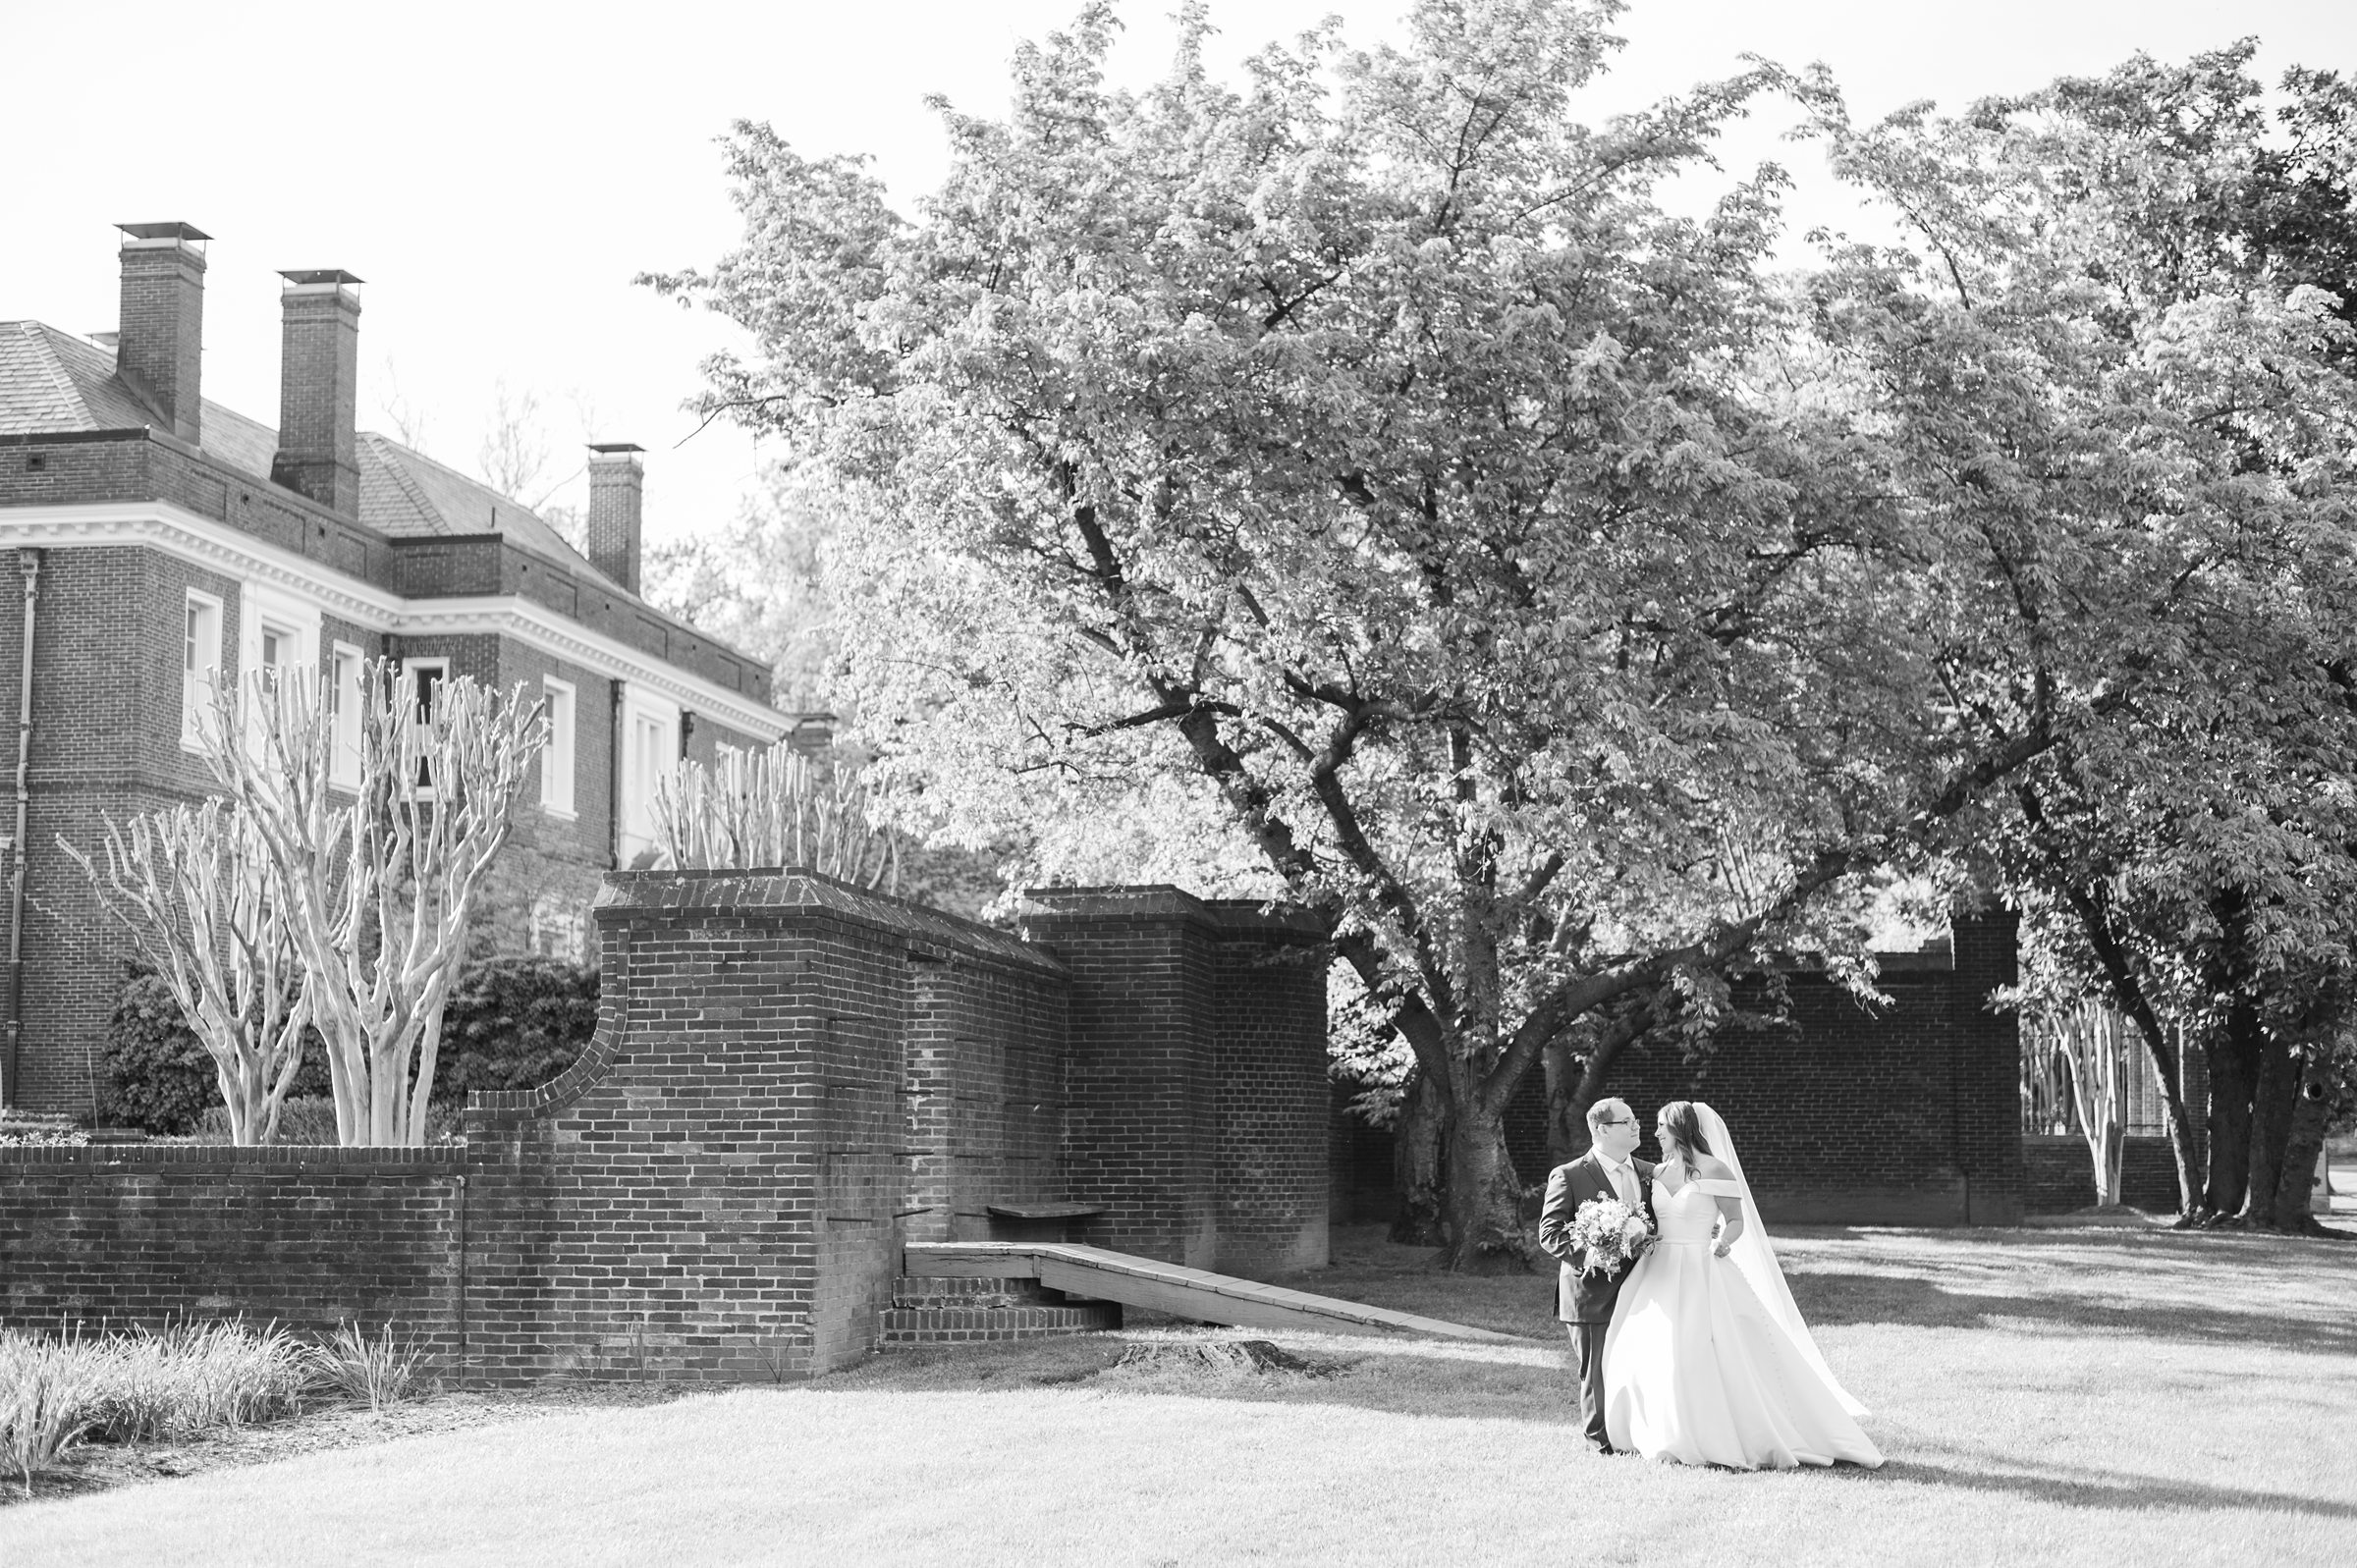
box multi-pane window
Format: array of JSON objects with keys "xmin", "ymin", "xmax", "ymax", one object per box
[
  {"xmin": 541, "ymin": 676, "xmax": 576, "ymax": 816},
  {"xmin": 401, "ymin": 658, "xmax": 450, "ymax": 795},
  {"xmin": 182, "ymin": 590, "xmax": 222, "ymax": 748},
  {"xmin": 619, "ymin": 699, "xmax": 678, "ymax": 866}
]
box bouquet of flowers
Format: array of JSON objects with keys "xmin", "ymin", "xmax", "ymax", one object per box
[{"xmin": 1567, "ymin": 1195, "xmax": 1655, "ymax": 1276}]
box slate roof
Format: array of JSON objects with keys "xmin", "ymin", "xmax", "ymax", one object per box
[
  {"xmin": 356, "ymin": 432, "xmax": 621, "ymax": 593},
  {"xmin": 0, "ymin": 320, "xmax": 626, "ymax": 597},
  {"xmin": 0, "ymin": 321, "xmax": 163, "ymax": 435}
]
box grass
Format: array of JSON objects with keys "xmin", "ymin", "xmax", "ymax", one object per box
[{"xmin": 1, "ymin": 1222, "xmax": 2351, "ymax": 1566}]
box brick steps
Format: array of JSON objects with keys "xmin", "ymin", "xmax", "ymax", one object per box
[{"xmin": 880, "ymin": 1273, "xmax": 1122, "ymax": 1344}]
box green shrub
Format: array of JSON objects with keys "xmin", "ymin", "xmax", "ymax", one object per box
[
  {"xmin": 99, "ymin": 965, "xmax": 222, "ymax": 1135},
  {"xmin": 98, "ymin": 964, "xmax": 329, "ymax": 1135},
  {"xmin": 0, "ymin": 1113, "xmax": 86, "ymax": 1148},
  {"xmin": 100, "ymin": 956, "xmax": 596, "ymax": 1137},
  {"xmin": 432, "ymin": 956, "xmax": 599, "ymax": 1103},
  {"xmin": 191, "ymin": 1096, "xmax": 460, "ymax": 1146}
]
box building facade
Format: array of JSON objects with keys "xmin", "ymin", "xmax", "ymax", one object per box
[{"xmin": 0, "ymin": 222, "xmax": 791, "ymax": 1115}]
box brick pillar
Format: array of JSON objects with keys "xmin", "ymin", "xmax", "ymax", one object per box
[
  {"xmin": 1017, "ymin": 889, "xmax": 1219, "ymax": 1268},
  {"xmin": 1016, "ymin": 888, "xmax": 1329, "ymax": 1274},
  {"xmin": 1951, "ymin": 909, "xmax": 2023, "ymax": 1224},
  {"xmin": 1205, "ymin": 901, "xmax": 1330, "ymax": 1272},
  {"xmin": 901, "ymin": 955, "xmax": 957, "ymax": 1246}
]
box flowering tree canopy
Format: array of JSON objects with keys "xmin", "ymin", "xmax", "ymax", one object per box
[{"xmin": 649, "ymin": 1, "xmax": 2357, "ymax": 1261}]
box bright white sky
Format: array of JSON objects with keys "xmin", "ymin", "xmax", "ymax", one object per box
[{"xmin": 6, "ymin": 1, "xmax": 2351, "ymax": 554}]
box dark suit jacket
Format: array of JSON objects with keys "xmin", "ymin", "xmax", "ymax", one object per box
[{"xmin": 1537, "ymin": 1151, "xmax": 1658, "ymax": 1324}]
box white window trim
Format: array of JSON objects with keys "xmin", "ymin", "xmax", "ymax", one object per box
[
  {"xmin": 236, "ymin": 580, "xmax": 323, "ymax": 762},
  {"xmin": 540, "ymin": 675, "xmax": 577, "ymax": 819},
  {"xmin": 400, "ymin": 657, "xmax": 452, "ymax": 801},
  {"xmin": 328, "ymin": 641, "xmax": 365, "ymax": 792},
  {"xmin": 618, "ymin": 683, "xmax": 681, "ymax": 866},
  {"xmin": 182, "ymin": 588, "xmax": 223, "ymax": 754},
  {"xmin": 399, "ymin": 656, "xmax": 452, "ymax": 719},
  {"xmin": 240, "ymin": 580, "xmax": 322, "ymax": 687}
]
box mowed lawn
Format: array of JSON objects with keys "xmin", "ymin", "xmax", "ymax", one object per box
[{"xmin": 3, "ymin": 1222, "xmax": 2351, "ymax": 1568}]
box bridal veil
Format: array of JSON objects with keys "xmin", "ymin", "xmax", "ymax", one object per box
[{"xmin": 1691, "ymin": 1102, "xmax": 1870, "ymax": 1419}]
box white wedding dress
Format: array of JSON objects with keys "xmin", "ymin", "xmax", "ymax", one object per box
[{"xmin": 1601, "ymin": 1106, "xmax": 1883, "ymax": 1470}]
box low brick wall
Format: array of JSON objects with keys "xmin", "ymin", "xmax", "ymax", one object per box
[
  {"xmin": 2022, "ymin": 1134, "xmax": 2181, "ymax": 1214},
  {"xmin": 0, "ymin": 1145, "xmax": 462, "ymax": 1352}
]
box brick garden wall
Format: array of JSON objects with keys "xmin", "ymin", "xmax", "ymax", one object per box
[
  {"xmin": 0, "ymin": 1145, "xmax": 464, "ymax": 1354},
  {"xmin": 2022, "ymin": 1134, "xmax": 2181, "ymax": 1214},
  {"xmin": 1477, "ymin": 914, "xmax": 2026, "ymax": 1226},
  {"xmin": 0, "ymin": 871, "xmax": 1332, "ymax": 1380}
]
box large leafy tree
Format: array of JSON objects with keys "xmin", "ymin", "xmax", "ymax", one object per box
[
  {"xmin": 1826, "ymin": 44, "xmax": 2357, "ymax": 1229},
  {"xmin": 649, "ymin": 0, "xmax": 2351, "ymax": 1265}
]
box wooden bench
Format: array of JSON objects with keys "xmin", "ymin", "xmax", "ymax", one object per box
[{"xmin": 984, "ymin": 1202, "xmax": 1107, "ymax": 1243}]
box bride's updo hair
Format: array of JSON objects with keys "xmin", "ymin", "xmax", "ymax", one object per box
[{"xmin": 1658, "ymin": 1101, "xmax": 1714, "ymax": 1161}]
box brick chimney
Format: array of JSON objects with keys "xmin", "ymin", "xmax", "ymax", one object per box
[
  {"xmin": 586, "ymin": 443, "xmax": 645, "ymax": 594},
  {"xmin": 114, "ymin": 222, "xmax": 209, "ymax": 445},
  {"xmin": 271, "ymin": 269, "xmax": 363, "ymax": 517}
]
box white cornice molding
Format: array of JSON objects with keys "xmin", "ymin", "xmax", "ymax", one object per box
[{"xmin": 0, "ymin": 502, "xmax": 788, "ymax": 741}]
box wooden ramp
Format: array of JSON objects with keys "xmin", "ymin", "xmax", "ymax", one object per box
[{"xmin": 903, "ymin": 1242, "xmax": 1521, "ymax": 1343}]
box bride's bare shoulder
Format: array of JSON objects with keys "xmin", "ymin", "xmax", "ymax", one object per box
[{"xmin": 1692, "ymin": 1154, "xmax": 1737, "ymax": 1180}]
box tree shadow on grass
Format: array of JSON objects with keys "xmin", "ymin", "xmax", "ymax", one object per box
[
  {"xmin": 841, "ymin": 1338, "xmax": 2356, "ymax": 1520},
  {"xmin": 1789, "ymin": 1269, "xmax": 2357, "ymax": 1355},
  {"xmin": 1846, "ymin": 1453, "xmax": 2357, "ymax": 1520}
]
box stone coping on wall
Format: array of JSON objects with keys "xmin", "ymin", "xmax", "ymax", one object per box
[
  {"xmin": 594, "ymin": 866, "xmax": 1066, "ymax": 977},
  {"xmin": 0, "ymin": 1143, "xmax": 465, "ymax": 1174},
  {"xmin": 1013, "ymin": 885, "xmax": 1328, "ymax": 943}
]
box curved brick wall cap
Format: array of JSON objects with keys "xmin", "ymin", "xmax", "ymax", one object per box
[{"xmin": 594, "ymin": 865, "xmax": 1059, "ymax": 974}]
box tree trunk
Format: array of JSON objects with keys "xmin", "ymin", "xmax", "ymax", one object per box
[
  {"xmin": 2202, "ymin": 1004, "xmax": 2259, "ymax": 1216},
  {"xmin": 2066, "ymin": 881, "xmax": 2201, "ymax": 1217},
  {"xmin": 2273, "ymin": 1049, "xmax": 2334, "ymax": 1234},
  {"xmin": 2239, "ymin": 1033, "xmax": 2300, "ymax": 1229},
  {"xmin": 1436, "ymin": 1091, "xmax": 1534, "ymax": 1273},
  {"xmin": 1389, "ymin": 1070, "xmax": 1447, "ymax": 1246},
  {"xmin": 1541, "ymin": 1038, "xmax": 1583, "ymax": 1170}
]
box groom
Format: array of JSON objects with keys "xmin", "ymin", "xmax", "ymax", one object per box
[{"xmin": 1537, "ymin": 1097, "xmax": 1656, "ymax": 1454}]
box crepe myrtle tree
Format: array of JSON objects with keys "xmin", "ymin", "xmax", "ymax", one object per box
[
  {"xmin": 62, "ymin": 799, "xmax": 311, "ymax": 1146},
  {"xmin": 192, "ymin": 662, "xmax": 547, "ymax": 1147},
  {"xmin": 646, "ymin": 0, "xmax": 2344, "ymax": 1267},
  {"xmin": 652, "ymin": 743, "xmax": 902, "ymax": 889}
]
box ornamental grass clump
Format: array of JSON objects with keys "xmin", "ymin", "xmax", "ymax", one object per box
[
  {"xmin": 86, "ymin": 1321, "xmax": 313, "ymax": 1441},
  {"xmin": 0, "ymin": 1321, "xmax": 315, "ymax": 1494},
  {"xmin": 308, "ymin": 1321, "xmax": 427, "ymax": 1412},
  {"xmin": 0, "ymin": 1331, "xmax": 103, "ymax": 1498}
]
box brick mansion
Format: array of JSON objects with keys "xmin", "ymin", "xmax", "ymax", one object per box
[{"xmin": 0, "ymin": 222, "xmax": 792, "ymax": 1115}]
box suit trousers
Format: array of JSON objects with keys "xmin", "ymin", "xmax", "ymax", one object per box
[{"xmin": 1567, "ymin": 1320, "xmax": 1611, "ymax": 1449}]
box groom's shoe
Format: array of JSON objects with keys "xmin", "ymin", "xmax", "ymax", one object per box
[{"xmin": 1587, "ymin": 1440, "xmax": 1614, "ymax": 1456}]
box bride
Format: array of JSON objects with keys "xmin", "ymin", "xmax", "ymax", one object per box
[{"xmin": 1601, "ymin": 1101, "xmax": 1884, "ymax": 1470}]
